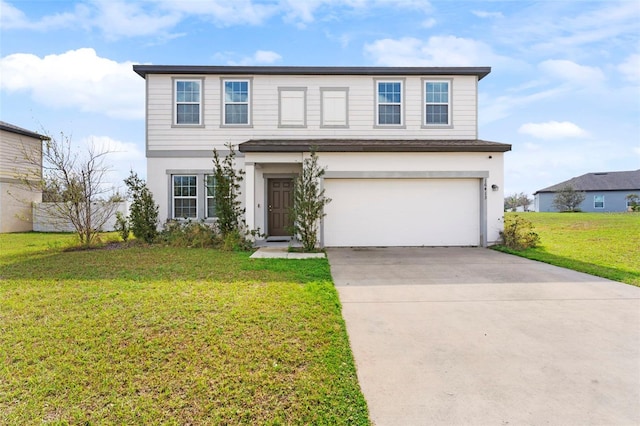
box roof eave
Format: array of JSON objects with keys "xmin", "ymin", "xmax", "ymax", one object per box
[{"xmin": 133, "ymin": 65, "xmax": 491, "ymax": 80}]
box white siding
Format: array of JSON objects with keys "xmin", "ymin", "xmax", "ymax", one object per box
[
  {"xmin": 146, "ymin": 74, "xmax": 479, "ymax": 152},
  {"xmin": 0, "ymin": 129, "xmax": 42, "ymax": 232},
  {"xmin": 279, "ymin": 89, "xmax": 306, "ymax": 127}
]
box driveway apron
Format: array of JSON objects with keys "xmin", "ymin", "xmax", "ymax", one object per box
[{"xmin": 328, "ymin": 247, "xmax": 640, "ymax": 426}]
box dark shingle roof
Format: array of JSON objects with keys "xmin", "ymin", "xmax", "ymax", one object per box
[
  {"xmin": 535, "ymin": 170, "xmax": 640, "ymax": 193},
  {"xmin": 133, "ymin": 65, "xmax": 491, "ymax": 80},
  {"xmin": 239, "ymin": 139, "xmax": 511, "ymax": 153},
  {"xmin": 0, "ymin": 121, "xmax": 50, "ymax": 140}
]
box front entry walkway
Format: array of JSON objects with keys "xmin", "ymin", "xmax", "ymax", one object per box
[{"xmin": 327, "ymin": 247, "xmax": 640, "ymax": 426}]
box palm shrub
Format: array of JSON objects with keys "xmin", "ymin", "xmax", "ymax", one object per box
[{"xmin": 290, "ymin": 149, "xmax": 331, "ymax": 252}]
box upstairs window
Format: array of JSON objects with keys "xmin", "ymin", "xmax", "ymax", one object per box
[
  {"xmin": 376, "ymin": 81, "xmax": 402, "ymax": 126},
  {"xmin": 425, "ymin": 81, "xmax": 450, "ymax": 126},
  {"xmin": 173, "ymin": 175, "xmax": 197, "ymax": 218},
  {"xmin": 175, "ymin": 80, "xmax": 202, "ymax": 125},
  {"xmin": 224, "ymin": 80, "xmax": 250, "ymax": 125}
]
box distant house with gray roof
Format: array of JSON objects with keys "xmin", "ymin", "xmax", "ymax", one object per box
[{"xmin": 534, "ymin": 170, "xmax": 640, "ymax": 212}]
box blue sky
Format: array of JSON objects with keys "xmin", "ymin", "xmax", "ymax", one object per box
[{"xmin": 1, "ymin": 0, "xmax": 639, "ymax": 197}]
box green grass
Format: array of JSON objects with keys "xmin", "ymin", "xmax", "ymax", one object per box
[
  {"xmin": 0, "ymin": 233, "xmax": 370, "ymax": 425},
  {"xmin": 495, "ymin": 212, "xmax": 640, "ymax": 286}
]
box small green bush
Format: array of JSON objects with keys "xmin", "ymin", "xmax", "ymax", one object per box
[
  {"xmin": 114, "ymin": 211, "xmax": 130, "ymax": 242},
  {"xmin": 500, "ymin": 215, "xmax": 540, "ymax": 250},
  {"xmin": 159, "ymin": 219, "xmax": 220, "ymax": 248}
]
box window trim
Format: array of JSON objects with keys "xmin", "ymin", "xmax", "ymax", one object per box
[
  {"xmin": 205, "ymin": 174, "xmax": 217, "ymax": 219},
  {"xmin": 278, "ymin": 87, "xmax": 307, "ymax": 128},
  {"xmin": 172, "ymin": 175, "xmax": 198, "ymax": 219},
  {"xmin": 320, "ymin": 87, "xmax": 349, "ymax": 128},
  {"xmin": 374, "ymin": 79, "xmax": 405, "ymax": 128},
  {"xmin": 172, "ymin": 77, "xmax": 204, "ymax": 127},
  {"xmin": 594, "ymin": 195, "xmax": 605, "ymax": 209},
  {"xmin": 221, "ymin": 78, "xmax": 253, "ymax": 127},
  {"xmin": 422, "ymin": 78, "xmax": 452, "ymax": 128}
]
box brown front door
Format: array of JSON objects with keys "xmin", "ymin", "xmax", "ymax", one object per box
[{"xmin": 268, "ymin": 178, "xmax": 294, "ymax": 236}]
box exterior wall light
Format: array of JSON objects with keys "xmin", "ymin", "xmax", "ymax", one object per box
[{"xmin": 491, "ymin": 184, "xmax": 499, "ymax": 191}]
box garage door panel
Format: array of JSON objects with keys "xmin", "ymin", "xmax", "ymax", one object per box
[{"xmin": 323, "ymin": 179, "xmax": 479, "ymax": 246}]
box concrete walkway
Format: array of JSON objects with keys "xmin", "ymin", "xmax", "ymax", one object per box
[
  {"xmin": 250, "ymin": 246, "xmax": 325, "ymax": 259},
  {"xmin": 328, "ymin": 247, "xmax": 640, "ymax": 426}
]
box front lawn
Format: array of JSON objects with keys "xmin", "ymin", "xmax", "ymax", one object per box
[
  {"xmin": 496, "ymin": 212, "xmax": 640, "ymax": 286},
  {"xmin": 0, "ymin": 233, "xmax": 369, "ymax": 424}
]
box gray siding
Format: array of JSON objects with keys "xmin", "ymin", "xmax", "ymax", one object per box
[{"xmin": 535, "ymin": 190, "xmax": 639, "ymax": 212}]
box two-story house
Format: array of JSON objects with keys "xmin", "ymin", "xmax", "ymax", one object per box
[
  {"xmin": 133, "ymin": 65, "xmax": 511, "ymax": 247},
  {"xmin": 0, "ymin": 121, "xmax": 49, "ymax": 233}
]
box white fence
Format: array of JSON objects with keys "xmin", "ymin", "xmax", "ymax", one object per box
[{"xmin": 33, "ymin": 202, "xmax": 128, "ymax": 233}]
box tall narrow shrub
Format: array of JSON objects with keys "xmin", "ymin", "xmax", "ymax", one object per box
[
  {"xmin": 124, "ymin": 171, "xmax": 159, "ymax": 243},
  {"xmin": 291, "ymin": 149, "xmax": 331, "ymax": 251},
  {"xmin": 212, "ymin": 143, "xmax": 245, "ymax": 236}
]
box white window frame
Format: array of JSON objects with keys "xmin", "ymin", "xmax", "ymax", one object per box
[
  {"xmin": 594, "ymin": 195, "xmax": 605, "ymax": 209},
  {"xmin": 423, "ymin": 79, "xmax": 452, "ymax": 127},
  {"xmin": 172, "ymin": 175, "xmax": 198, "ymax": 219},
  {"xmin": 205, "ymin": 174, "xmax": 217, "ymax": 218},
  {"xmin": 375, "ymin": 79, "xmax": 404, "ymax": 127},
  {"xmin": 173, "ymin": 78, "xmax": 203, "ymax": 126},
  {"xmin": 222, "ymin": 78, "xmax": 252, "ymax": 126}
]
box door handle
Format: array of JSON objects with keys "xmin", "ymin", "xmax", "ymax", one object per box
[{"xmin": 268, "ymin": 205, "xmax": 272, "ymax": 212}]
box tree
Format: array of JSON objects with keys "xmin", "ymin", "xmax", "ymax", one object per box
[
  {"xmin": 626, "ymin": 194, "xmax": 639, "ymax": 212},
  {"xmin": 290, "ymin": 149, "xmax": 331, "ymax": 251},
  {"xmin": 552, "ymin": 185, "xmax": 586, "ymax": 212},
  {"xmin": 517, "ymin": 192, "xmax": 533, "ymax": 212},
  {"xmin": 16, "ymin": 130, "xmax": 119, "ymax": 246},
  {"xmin": 504, "ymin": 192, "xmax": 532, "ymax": 212},
  {"xmin": 124, "ymin": 171, "xmax": 159, "ymax": 243},
  {"xmin": 504, "ymin": 194, "xmax": 518, "ymax": 212},
  {"xmin": 212, "ymin": 143, "xmax": 245, "ymax": 236}
]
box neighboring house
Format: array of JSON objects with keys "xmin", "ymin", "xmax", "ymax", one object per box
[
  {"xmin": 133, "ymin": 65, "xmax": 511, "ymax": 247},
  {"xmin": 0, "ymin": 121, "xmax": 49, "ymax": 233},
  {"xmin": 534, "ymin": 170, "xmax": 640, "ymax": 212}
]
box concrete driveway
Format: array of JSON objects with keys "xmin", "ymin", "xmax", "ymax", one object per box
[{"xmin": 328, "ymin": 247, "xmax": 640, "ymax": 426}]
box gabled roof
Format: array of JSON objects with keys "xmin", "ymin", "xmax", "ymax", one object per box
[
  {"xmin": 535, "ymin": 170, "xmax": 640, "ymax": 193},
  {"xmin": 0, "ymin": 121, "xmax": 50, "ymax": 140},
  {"xmin": 133, "ymin": 65, "xmax": 491, "ymax": 80},
  {"xmin": 239, "ymin": 139, "xmax": 511, "ymax": 153}
]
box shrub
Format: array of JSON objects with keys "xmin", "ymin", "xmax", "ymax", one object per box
[
  {"xmin": 124, "ymin": 171, "xmax": 159, "ymax": 243},
  {"xmin": 159, "ymin": 219, "xmax": 220, "ymax": 248},
  {"xmin": 212, "ymin": 143, "xmax": 245, "ymax": 237},
  {"xmin": 290, "ymin": 149, "xmax": 331, "ymax": 252},
  {"xmin": 500, "ymin": 215, "xmax": 540, "ymax": 250},
  {"xmin": 114, "ymin": 211, "xmax": 130, "ymax": 242}
]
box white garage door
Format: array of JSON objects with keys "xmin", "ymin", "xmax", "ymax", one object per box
[{"xmin": 323, "ymin": 178, "xmax": 480, "ymax": 247}]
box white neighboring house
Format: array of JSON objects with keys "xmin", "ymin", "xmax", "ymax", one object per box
[
  {"xmin": 133, "ymin": 65, "xmax": 511, "ymax": 247},
  {"xmin": 0, "ymin": 121, "xmax": 49, "ymax": 233}
]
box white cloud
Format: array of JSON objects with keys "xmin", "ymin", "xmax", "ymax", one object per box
[
  {"xmin": 364, "ymin": 35, "xmax": 512, "ymax": 67},
  {"xmin": 213, "ymin": 50, "xmax": 283, "ymax": 65},
  {"xmin": 0, "ymin": 48, "xmax": 144, "ymax": 120},
  {"xmin": 0, "ymin": 0, "xmax": 82, "ymax": 30},
  {"xmin": 479, "ymin": 87, "xmax": 568, "ymax": 124},
  {"xmin": 155, "ymin": 0, "xmax": 277, "ymax": 27},
  {"xmin": 421, "ymin": 17, "xmax": 436, "ymax": 28},
  {"xmin": 472, "ymin": 10, "xmax": 503, "ymax": 19},
  {"xmin": 91, "ymin": 0, "xmax": 182, "ymax": 40},
  {"xmin": 538, "ymin": 59, "xmax": 605, "ymax": 86},
  {"xmin": 280, "ymin": 0, "xmax": 431, "ymax": 25},
  {"xmin": 618, "ymin": 54, "xmax": 640, "ymax": 85},
  {"xmin": 518, "ymin": 121, "xmax": 589, "ymax": 140}
]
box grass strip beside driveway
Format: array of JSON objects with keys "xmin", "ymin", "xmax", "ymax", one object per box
[
  {"xmin": 496, "ymin": 212, "xmax": 640, "ymax": 286},
  {"xmin": 0, "ymin": 234, "xmax": 369, "ymax": 424}
]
